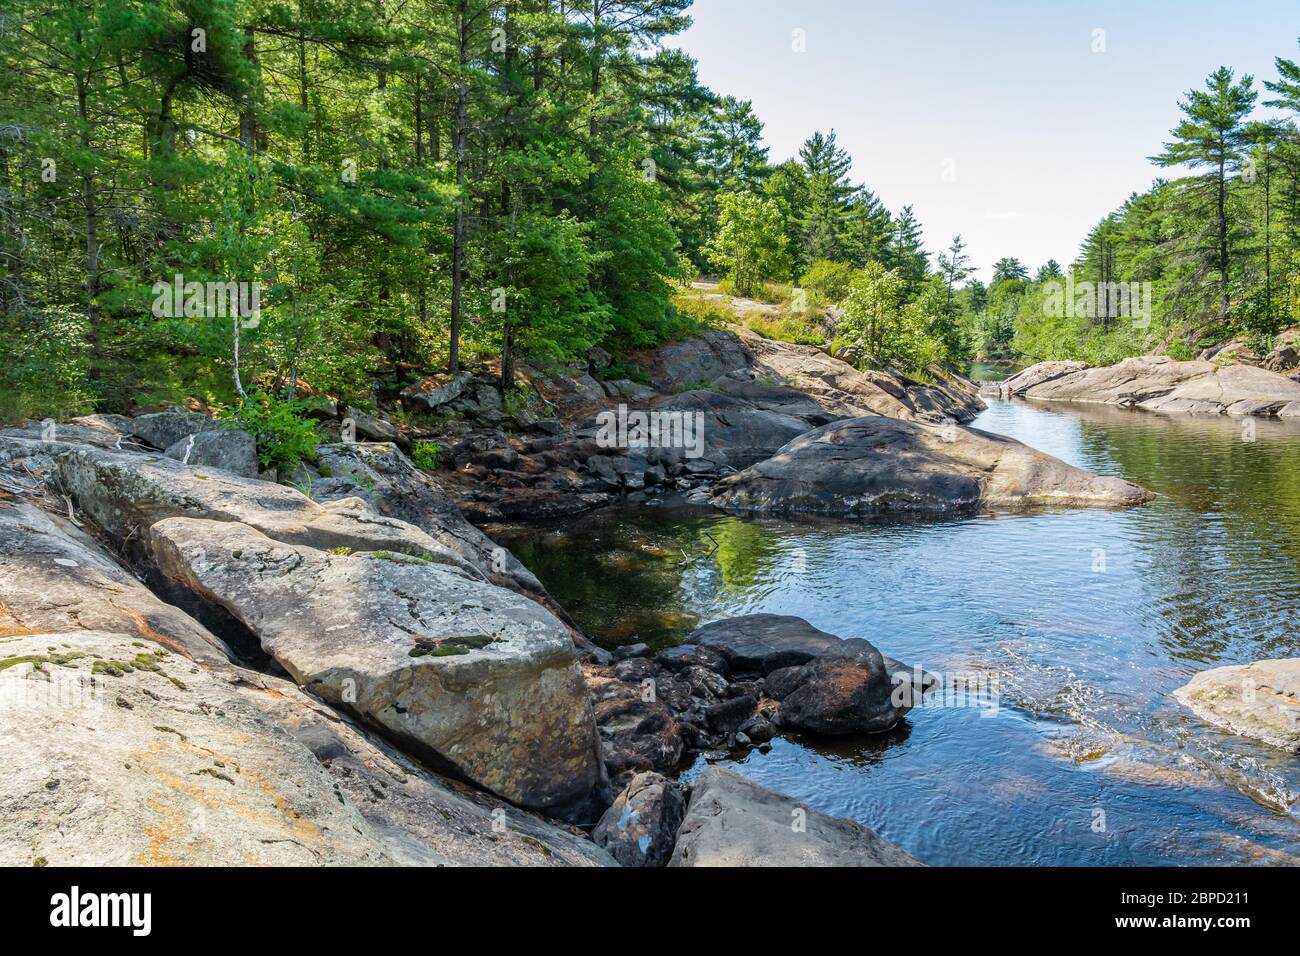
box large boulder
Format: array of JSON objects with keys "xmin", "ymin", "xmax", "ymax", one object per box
[
  {"xmin": 313, "ymin": 442, "xmax": 543, "ymax": 598},
  {"xmin": 591, "ymin": 771, "xmax": 687, "ymax": 867},
  {"xmin": 735, "ymin": 328, "xmax": 984, "ymax": 423},
  {"xmin": 402, "ymin": 372, "xmax": 472, "ymax": 410},
  {"xmin": 1173, "ymin": 659, "xmax": 1300, "ymax": 753},
  {"xmin": 0, "ymin": 501, "xmax": 229, "ymax": 663},
  {"xmin": 0, "ymin": 629, "xmax": 613, "ymax": 867},
  {"xmin": 590, "ymin": 391, "xmax": 810, "ymax": 474},
  {"xmin": 1013, "ymin": 355, "xmax": 1300, "ymax": 417},
  {"xmin": 711, "ymin": 416, "xmax": 1154, "ymax": 515},
  {"xmin": 668, "ymin": 768, "xmax": 922, "ymax": 867},
  {"xmin": 129, "ymin": 411, "xmax": 219, "ymax": 451},
  {"xmin": 632, "ymin": 327, "xmax": 984, "ymax": 424},
  {"xmin": 343, "ymin": 407, "xmax": 404, "ymax": 444},
  {"xmin": 236, "ymin": 668, "xmax": 615, "ymax": 866},
  {"xmin": 164, "ymin": 428, "xmax": 259, "ymax": 479},
  {"xmin": 686, "ymin": 614, "xmax": 929, "ymax": 735},
  {"xmin": 635, "ymin": 328, "xmax": 753, "ymax": 392},
  {"xmin": 777, "ymin": 655, "xmax": 906, "ymax": 735},
  {"xmin": 1263, "ymin": 327, "xmax": 1300, "ymax": 372},
  {"xmin": 999, "ymin": 360, "xmax": 1091, "ymax": 398},
  {"xmin": 44, "ymin": 441, "xmax": 482, "ymax": 578},
  {"xmin": 148, "ymin": 517, "xmax": 607, "ymax": 821}
]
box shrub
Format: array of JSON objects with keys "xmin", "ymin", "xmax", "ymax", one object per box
[
  {"xmin": 216, "ymin": 390, "xmax": 320, "ymax": 472},
  {"xmin": 598, "ymin": 361, "xmax": 649, "ymax": 383},
  {"xmin": 800, "ymin": 260, "xmax": 856, "ymax": 304},
  {"xmin": 412, "ymin": 441, "xmax": 442, "ymax": 471}
]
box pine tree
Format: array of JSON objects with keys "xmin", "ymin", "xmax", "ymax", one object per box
[{"xmin": 1151, "ymin": 66, "xmax": 1257, "ymax": 325}]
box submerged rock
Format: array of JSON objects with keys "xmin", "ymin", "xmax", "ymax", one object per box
[
  {"xmin": 668, "ymin": 768, "xmax": 922, "ymax": 867},
  {"xmin": 1174, "ymin": 659, "xmax": 1300, "ymax": 753},
  {"xmin": 149, "ymin": 517, "xmax": 608, "ymax": 821},
  {"xmin": 592, "ymin": 771, "xmax": 687, "ymax": 867},
  {"xmin": 1010, "ymin": 355, "xmax": 1300, "ymax": 417},
  {"xmin": 711, "ymin": 416, "xmax": 1153, "ymax": 515}
]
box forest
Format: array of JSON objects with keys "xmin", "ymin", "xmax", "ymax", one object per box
[{"xmin": 3, "ymin": 1, "xmax": 1300, "ymax": 433}]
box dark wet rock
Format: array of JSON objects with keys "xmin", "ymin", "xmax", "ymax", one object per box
[
  {"xmin": 591, "ymin": 771, "xmax": 687, "ymax": 867},
  {"xmin": 646, "ymin": 391, "xmax": 810, "ymax": 471},
  {"xmin": 164, "ymin": 428, "xmax": 259, "ymax": 479},
  {"xmin": 711, "ymin": 417, "xmax": 1154, "ymax": 515},
  {"xmin": 778, "ymin": 655, "xmax": 907, "ymax": 735},
  {"xmin": 613, "ymin": 657, "xmax": 658, "ymax": 683},
  {"xmin": 654, "ymin": 643, "xmax": 729, "ymax": 676},
  {"xmin": 586, "ymin": 665, "xmax": 687, "ymax": 779},
  {"xmin": 739, "ymin": 716, "xmax": 776, "ymax": 742},
  {"xmin": 612, "ymin": 642, "xmax": 651, "ymax": 662},
  {"xmin": 764, "ymin": 664, "xmax": 809, "ymax": 700},
  {"xmin": 668, "ymin": 767, "xmax": 923, "ymax": 867},
  {"xmin": 688, "ymin": 614, "xmax": 879, "ymax": 673},
  {"xmin": 685, "ymin": 614, "xmax": 930, "ymax": 736},
  {"xmin": 705, "ymin": 694, "xmax": 756, "ymax": 733},
  {"xmin": 682, "ymin": 664, "xmax": 730, "ymax": 701}
]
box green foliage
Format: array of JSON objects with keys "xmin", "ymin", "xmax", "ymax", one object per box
[
  {"xmin": 412, "ymin": 441, "xmax": 442, "ymax": 472},
  {"xmin": 216, "ymin": 391, "xmax": 320, "ymax": 472},
  {"xmin": 800, "ymin": 259, "xmax": 856, "ymax": 304},
  {"xmin": 703, "ymin": 192, "xmax": 792, "ymax": 297},
  {"xmin": 599, "ymin": 362, "xmax": 650, "ymax": 384},
  {"xmin": 836, "ymin": 263, "xmax": 950, "ymax": 375}
]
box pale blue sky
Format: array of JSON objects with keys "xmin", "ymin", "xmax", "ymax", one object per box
[{"xmin": 670, "ymin": 0, "xmax": 1298, "ymax": 281}]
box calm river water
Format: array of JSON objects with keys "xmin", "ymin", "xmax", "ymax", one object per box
[{"xmin": 494, "ymin": 397, "xmax": 1300, "ymax": 865}]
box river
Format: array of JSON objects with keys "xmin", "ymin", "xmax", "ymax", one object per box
[{"xmin": 493, "ymin": 397, "xmax": 1300, "ymax": 865}]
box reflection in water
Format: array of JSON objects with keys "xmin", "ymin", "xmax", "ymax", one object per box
[{"xmin": 494, "ymin": 398, "xmax": 1300, "ymax": 866}]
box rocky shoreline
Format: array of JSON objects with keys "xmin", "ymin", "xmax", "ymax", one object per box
[
  {"xmin": 7, "ymin": 327, "xmax": 1292, "ymax": 867},
  {"xmin": 999, "ymin": 354, "xmax": 1300, "ymax": 418}
]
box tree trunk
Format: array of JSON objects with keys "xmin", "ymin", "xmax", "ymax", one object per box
[
  {"xmin": 589, "ymin": 1, "xmax": 601, "ymax": 138},
  {"xmin": 1217, "ymin": 147, "xmax": 1229, "ymax": 321},
  {"xmin": 240, "ymin": 27, "xmax": 257, "ymax": 150},
  {"xmin": 75, "ymin": 65, "xmax": 101, "ymax": 379},
  {"xmin": 449, "ymin": 2, "xmax": 469, "ymax": 373}
]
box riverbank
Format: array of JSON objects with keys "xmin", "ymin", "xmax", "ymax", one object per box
[
  {"xmin": 496, "ymin": 396, "xmax": 1300, "ymax": 865},
  {"xmin": 3, "ymin": 320, "xmax": 1297, "ymax": 867}
]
